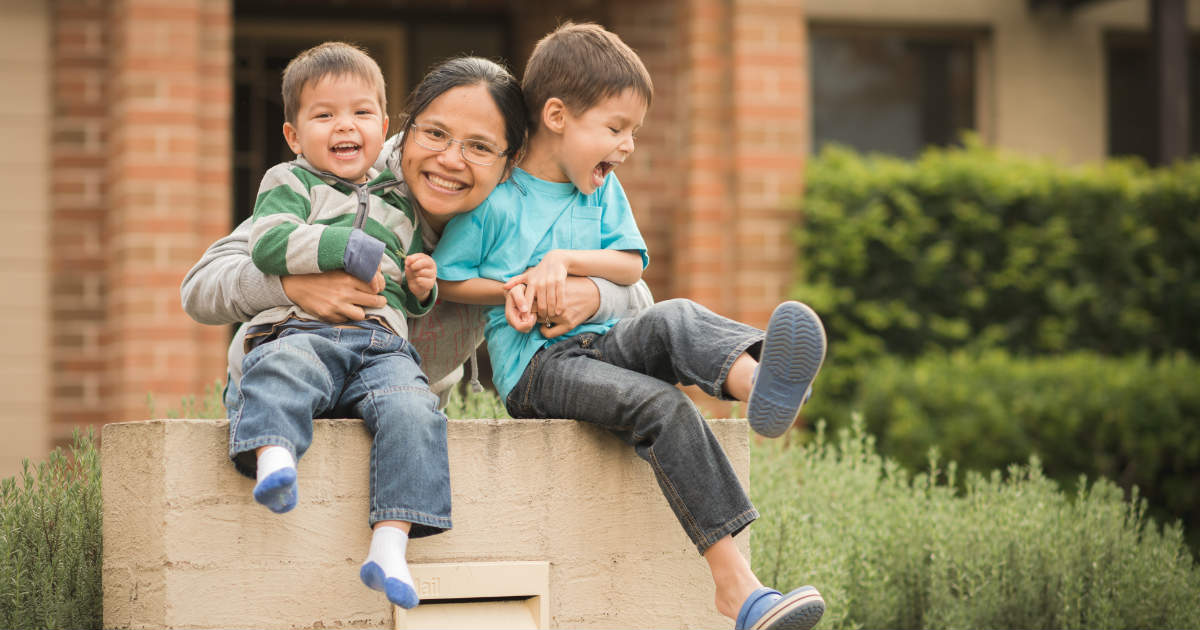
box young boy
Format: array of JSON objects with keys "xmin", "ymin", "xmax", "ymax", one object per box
[
  {"xmin": 433, "ymin": 23, "xmax": 828, "ymax": 630},
  {"xmin": 231, "ymin": 41, "xmax": 445, "ymax": 610}
]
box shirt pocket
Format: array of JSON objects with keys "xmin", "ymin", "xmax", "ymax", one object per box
[{"xmin": 570, "ymin": 205, "xmax": 603, "ymax": 250}]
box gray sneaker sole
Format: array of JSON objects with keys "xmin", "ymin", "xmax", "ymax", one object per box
[{"xmin": 747, "ymin": 302, "xmax": 826, "ymax": 438}]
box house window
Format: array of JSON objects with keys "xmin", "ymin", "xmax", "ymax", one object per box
[
  {"xmin": 810, "ymin": 24, "xmax": 982, "ymax": 158},
  {"xmin": 1106, "ymin": 32, "xmax": 1199, "ymax": 162}
]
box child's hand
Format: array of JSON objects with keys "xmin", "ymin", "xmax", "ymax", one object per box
[
  {"xmin": 505, "ymin": 284, "xmax": 537, "ymax": 333},
  {"xmin": 504, "ymin": 250, "xmax": 568, "ymax": 319},
  {"xmin": 371, "ymin": 267, "xmax": 386, "ymax": 294},
  {"xmin": 404, "ymin": 253, "xmax": 437, "ymax": 302}
]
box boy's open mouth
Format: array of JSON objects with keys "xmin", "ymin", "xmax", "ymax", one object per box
[
  {"xmin": 592, "ymin": 161, "xmax": 617, "ymax": 187},
  {"xmin": 331, "ymin": 142, "xmax": 361, "ymax": 158}
]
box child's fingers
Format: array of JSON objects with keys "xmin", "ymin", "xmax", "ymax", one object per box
[
  {"xmin": 508, "ymin": 283, "xmax": 532, "ymax": 314},
  {"xmin": 503, "ymin": 273, "xmax": 529, "ymax": 291},
  {"xmin": 405, "ymin": 254, "xmax": 433, "ymax": 274}
]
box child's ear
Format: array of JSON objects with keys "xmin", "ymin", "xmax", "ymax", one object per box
[
  {"xmin": 282, "ymin": 121, "xmax": 302, "ymax": 155},
  {"xmin": 541, "ymin": 97, "xmax": 567, "ymax": 134}
]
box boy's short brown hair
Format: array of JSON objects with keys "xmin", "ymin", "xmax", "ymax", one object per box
[
  {"xmin": 522, "ymin": 22, "xmax": 653, "ymax": 127},
  {"xmin": 281, "ymin": 42, "xmax": 386, "ymax": 125}
]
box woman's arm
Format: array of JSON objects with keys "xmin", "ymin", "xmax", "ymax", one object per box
[
  {"xmin": 538, "ymin": 277, "xmax": 654, "ymax": 338},
  {"xmin": 589, "ymin": 277, "xmax": 654, "ymax": 322},
  {"xmin": 180, "ymin": 217, "xmax": 387, "ymax": 325},
  {"xmin": 180, "ymin": 217, "xmax": 290, "ymax": 324}
]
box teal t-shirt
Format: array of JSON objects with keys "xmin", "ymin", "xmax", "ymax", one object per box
[{"xmin": 433, "ymin": 167, "xmax": 649, "ymax": 399}]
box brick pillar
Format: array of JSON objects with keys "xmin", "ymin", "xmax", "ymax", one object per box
[
  {"xmin": 674, "ymin": 0, "xmax": 807, "ymax": 327},
  {"xmin": 104, "ymin": 0, "xmax": 231, "ymax": 422},
  {"xmin": 607, "ymin": 1, "xmax": 682, "ymax": 301},
  {"xmin": 51, "ymin": 0, "xmax": 111, "ymax": 441}
]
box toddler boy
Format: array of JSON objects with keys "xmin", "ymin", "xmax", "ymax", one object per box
[{"xmin": 230, "ymin": 41, "xmax": 446, "ymax": 611}]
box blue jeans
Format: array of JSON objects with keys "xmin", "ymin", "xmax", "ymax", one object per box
[
  {"xmin": 227, "ymin": 321, "xmax": 451, "ymax": 536},
  {"xmin": 505, "ymin": 299, "xmax": 764, "ymax": 554}
]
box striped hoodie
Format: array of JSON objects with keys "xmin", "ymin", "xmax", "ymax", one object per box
[{"xmin": 245, "ymin": 156, "xmax": 434, "ymax": 339}]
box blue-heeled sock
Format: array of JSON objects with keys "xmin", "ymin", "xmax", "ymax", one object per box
[
  {"xmin": 252, "ymin": 446, "xmax": 297, "ymax": 514},
  {"xmin": 360, "ymin": 526, "xmax": 419, "ymax": 609}
]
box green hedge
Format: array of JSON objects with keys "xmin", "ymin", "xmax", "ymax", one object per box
[
  {"xmin": 796, "ymin": 141, "xmax": 1200, "ymax": 363},
  {"xmin": 752, "ymin": 422, "xmax": 1200, "ymax": 629}
]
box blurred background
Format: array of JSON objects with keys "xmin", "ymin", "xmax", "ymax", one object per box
[{"xmin": 0, "ymin": 0, "xmax": 1196, "ymax": 480}]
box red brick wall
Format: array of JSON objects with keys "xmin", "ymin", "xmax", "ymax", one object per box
[
  {"xmin": 51, "ymin": 0, "xmax": 111, "ymax": 440},
  {"xmin": 103, "ymin": 0, "xmax": 231, "ymax": 422},
  {"xmin": 50, "ymin": 0, "xmax": 232, "ymax": 434}
]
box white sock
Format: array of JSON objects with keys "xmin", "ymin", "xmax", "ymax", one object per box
[
  {"xmin": 364, "ymin": 526, "xmax": 413, "ymax": 586},
  {"xmin": 256, "ymin": 446, "xmax": 295, "ymax": 482}
]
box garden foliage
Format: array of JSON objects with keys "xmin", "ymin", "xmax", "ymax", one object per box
[
  {"xmin": 752, "ymin": 421, "xmax": 1200, "ymax": 629},
  {"xmin": 796, "ymin": 142, "xmax": 1200, "ymax": 550},
  {"xmin": 802, "ymin": 351, "xmax": 1200, "ymax": 550},
  {"xmin": 798, "ymin": 141, "xmax": 1200, "ymax": 364},
  {"xmin": 0, "ymin": 430, "xmax": 102, "ymax": 630}
]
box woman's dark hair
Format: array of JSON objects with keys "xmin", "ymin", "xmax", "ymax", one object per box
[{"xmin": 400, "ymin": 56, "xmax": 527, "ymax": 166}]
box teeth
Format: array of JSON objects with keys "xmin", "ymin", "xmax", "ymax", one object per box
[{"xmin": 427, "ymin": 173, "xmax": 464, "ymax": 191}]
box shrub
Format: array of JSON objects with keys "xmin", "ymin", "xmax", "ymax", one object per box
[
  {"xmin": 796, "ymin": 141, "xmax": 1200, "ymax": 363},
  {"xmin": 0, "ymin": 430, "xmax": 102, "ymax": 630},
  {"xmin": 442, "ymin": 383, "xmax": 510, "ymax": 419},
  {"xmin": 752, "ymin": 421, "xmax": 1200, "ymax": 629},
  {"xmin": 802, "ymin": 351, "xmax": 1200, "ymax": 553}
]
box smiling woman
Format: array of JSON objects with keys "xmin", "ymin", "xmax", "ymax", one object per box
[{"xmin": 398, "ymin": 78, "xmax": 518, "ymax": 233}]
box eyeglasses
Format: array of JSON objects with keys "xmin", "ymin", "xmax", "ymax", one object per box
[{"xmin": 409, "ymin": 123, "xmax": 507, "ymax": 166}]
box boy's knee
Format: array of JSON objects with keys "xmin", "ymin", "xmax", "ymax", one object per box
[{"xmin": 647, "ymin": 298, "xmax": 700, "ymax": 322}]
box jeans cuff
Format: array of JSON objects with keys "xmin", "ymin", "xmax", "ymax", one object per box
[
  {"xmin": 711, "ymin": 333, "xmax": 765, "ymax": 401},
  {"xmin": 369, "ymin": 508, "xmax": 453, "ymax": 538},
  {"xmin": 695, "ymin": 508, "xmax": 760, "ymax": 555},
  {"xmin": 229, "ymin": 435, "xmax": 298, "ymax": 479}
]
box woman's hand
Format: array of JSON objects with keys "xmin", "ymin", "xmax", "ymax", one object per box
[
  {"xmin": 504, "ymin": 250, "xmax": 569, "ymax": 319},
  {"xmin": 539, "ymin": 276, "xmax": 602, "ymax": 338},
  {"xmin": 281, "ymin": 269, "xmax": 387, "ymax": 323}
]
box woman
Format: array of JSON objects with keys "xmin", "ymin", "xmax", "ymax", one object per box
[{"xmin": 181, "ymin": 56, "xmax": 652, "ymax": 409}]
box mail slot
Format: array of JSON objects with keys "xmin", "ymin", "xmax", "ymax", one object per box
[{"xmin": 395, "ymin": 562, "xmax": 549, "ymax": 629}]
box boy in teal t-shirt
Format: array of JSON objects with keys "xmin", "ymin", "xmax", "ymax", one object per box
[{"xmin": 434, "ymin": 23, "xmax": 828, "ymax": 630}]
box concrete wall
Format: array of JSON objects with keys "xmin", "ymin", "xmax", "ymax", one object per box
[
  {"xmin": 805, "ymin": 0, "xmax": 1200, "ymax": 164},
  {"xmin": 102, "ymin": 418, "xmax": 752, "ymax": 629},
  {"xmin": 0, "ymin": 0, "xmax": 51, "ymax": 479}
]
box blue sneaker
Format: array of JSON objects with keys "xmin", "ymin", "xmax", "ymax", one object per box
[
  {"xmin": 747, "ymin": 302, "xmax": 826, "ymax": 438},
  {"xmin": 735, "ymin": 586, "xmax": 825, "ymax": 630}
]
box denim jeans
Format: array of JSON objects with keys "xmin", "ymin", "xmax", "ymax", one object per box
[
  {"xmin": 505, "ymin": 299, "xmax": 764, "ymax": 554},
  {"xmin": 227, "ymin": 321, "xmax": 451, "ymax": 536}
]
